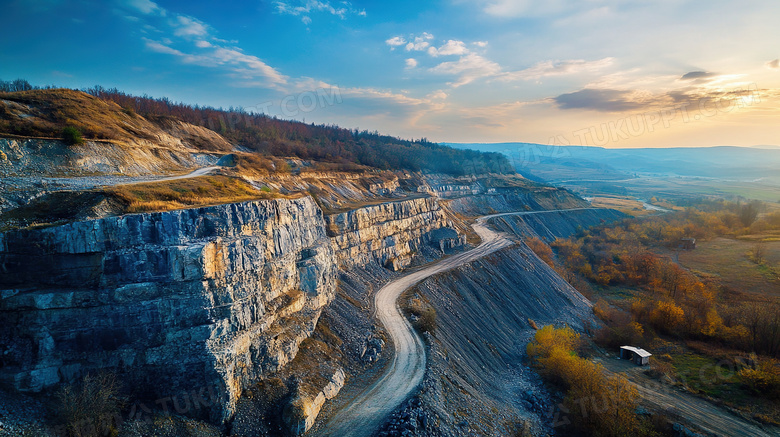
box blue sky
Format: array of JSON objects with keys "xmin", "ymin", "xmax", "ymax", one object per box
[{"xmin": 2, "ymin": 0, "xmax": 780, "ymax": 147}]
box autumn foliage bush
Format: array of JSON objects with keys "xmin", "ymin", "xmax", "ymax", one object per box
[{"xmin": 527, "ymin": 326, "xmax": 646, "ymax": 436}]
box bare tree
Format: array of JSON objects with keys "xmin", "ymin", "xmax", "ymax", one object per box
[{"xmin": 750, "ymin": 241, "xmax": 766, "ymax": 264}]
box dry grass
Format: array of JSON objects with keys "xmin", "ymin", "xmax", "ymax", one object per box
[
  {"xmin": 105, "ymin": 175, "xmax": 278, "ymax": 213},
  {"xmin": 0, "ymin": 176, "xmax": 294, "ymax": 230},
  {"xmin": 0, "ymin": 88, "xmax": 150, "ymax": 141},
  {"xmin": 400, "ymin": 288, "xmax": 437, "ymax": 334},
  {"xmin": 676, "ymin": 237, "xmax": 780, "ymax": 299},
  {"xmin": 0, "ymin": 88, "xmax": 232, "ymax": 151},
  {"xmin": 588, "ymin": 195, "xmax": 654, "ymax": 216},
  {"xmin": 54, "ymin": 372, "xmax": 126, "ymax": 437}
]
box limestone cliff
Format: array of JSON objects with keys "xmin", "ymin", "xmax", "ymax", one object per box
[
  {"xmin": 0, "ymin": 197, "xmax": 336, "ymax": 423},
  {"xmin": 325, "ymin": 197, "xmax": 464, "ymax": 271}
]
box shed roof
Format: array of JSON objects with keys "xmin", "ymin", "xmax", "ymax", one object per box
[{"xmin": 620, "ymin": 345, "xmax": 652, "ymax": 358}]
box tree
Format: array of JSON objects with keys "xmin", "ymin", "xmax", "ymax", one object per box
[
  {"xmin": 749, "ymin": 241, "xmax": 766, "ymax": 264},
  {"xmin": 650, "ymin": 301, "xmax": 685, "ymax": 334},
  {"xmin": 738, "ymin": 201, "xmax": 761, "ymax": 227},
  {"xmin": 525, "ymin": 237, "xmax": 554, "ymax": 267}
]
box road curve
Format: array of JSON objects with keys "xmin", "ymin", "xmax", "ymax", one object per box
[
  {"xmin": 125, "ymin": 165, "xmax": 221, "ymax": 185},
  {"xmin": 316, "ymin": 209, "xmax": 589, "ymax": 437}
]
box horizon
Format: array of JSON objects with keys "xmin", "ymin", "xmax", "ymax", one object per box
[{"xmin": 2, "ymin": 1, "xmax": 780, "ymax": 148}]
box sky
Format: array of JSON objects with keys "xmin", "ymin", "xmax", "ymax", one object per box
[{"xmin": 2, "ymin": 0, "xmax": 780, "ymax": 148}]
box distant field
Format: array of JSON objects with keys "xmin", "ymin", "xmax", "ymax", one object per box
[
  {"xmin": 676, "ymin": 237, "xmax": 780, "ymax": 300},
  {"xmin": 587, "ymin": 196, "xmax": 655, "ymax": 216},
  {"xmin": 563, "ymin": 175, "xmax": 780, "ymax": 204}
]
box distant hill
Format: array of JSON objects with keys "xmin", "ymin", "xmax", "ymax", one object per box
[{"xmin": 448, "ymin": 142, "xmax": 780, "ymax": 181}]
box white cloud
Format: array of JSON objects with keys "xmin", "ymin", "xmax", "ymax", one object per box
[
  {"xmin": 125, "ymin": 0, "xmax": 163, "ymax": 15},
  {"xmin": 473, "ymin": 41, "xmax": 488, "ymax": 48},
  {"xmin": 173, "ymin": 15, "xmax": 208, "ymax": 37},
  {"xmin": 274, "ymin": 0, "xmax": 366, "ymax": 24},
  {"xmin": 125, "ymin": 0, "xmax": 293, "ymax": 89},
  {"xmin": 143, "ymin": 37, "xmax": 288, "ymax": 87},
  {"xmin": 498, "ymin": 57, "xmax": 614, "ymax": 81},
  {"xmin": 386, "ymin": 36, "xmax": 406, "ymax": 49},
  {"xmin": 405, "ymin": 32, "xmax": 434, "ymax": 51},
  {"xmin": 427, "ymin": 90, "xmax": 448, "ymax": 100},
  {"xmin": 428, "ymin": 40, "xmax": 469, "ymax": 57},
  {"xmin": 405, "ymin": 58, "xmax": 418, "ymax": 69},
  {"xmin": 144, "ymin": 38, "xmax": 187, "ymax": 56},
  {"xmin": 429, "ymin": 53, "xmax": 502, "ymax": 87}
]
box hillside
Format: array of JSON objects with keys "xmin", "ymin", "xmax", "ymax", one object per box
[
  {"xmin": 0, "ymin": 88, "xmax": 234, "ymax": 152},
  {"xmin": 0, "ymin": 84, "xmax": 513, "ymax": 176}
]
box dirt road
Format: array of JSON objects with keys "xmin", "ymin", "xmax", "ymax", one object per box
[
  {"xmin": 600, "ymin": 358, "xmax": 777, "ymax": 437},
  {"xmin": 125, "ymin": 165, "xmax": 221, "ymax": 184},
  {"xmin": 316, "ymin": 209, "xmax": 582, "ymax": 437}
]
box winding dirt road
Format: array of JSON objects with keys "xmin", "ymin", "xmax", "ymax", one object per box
[
  {"xmin": 125, "ymin": 165, "xmax": 221, "ymax": 184},
  {"xmin": 316, "ymin": 209, "xmax": 587, "ymax": 436}
]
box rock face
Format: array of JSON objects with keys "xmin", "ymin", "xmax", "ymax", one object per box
[
  {"xmin": 325, "ymin": 197, "xmax": 463, "ymax": 271},
  {"xmin": 283, "ymin": 368, "xmax": 346, "ymax": 436},
  {"xmin": 0, "ymin": 197, "xmax": 337, "ymax": 423}
]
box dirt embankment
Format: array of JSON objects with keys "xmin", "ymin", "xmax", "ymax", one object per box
[
  {"xmin": 489, "ymin": 208, "xmax": 627, "ymax": 242},
  {"xmin": 397, "ymin": 243, "xmax": 594, "ymax": 436}
]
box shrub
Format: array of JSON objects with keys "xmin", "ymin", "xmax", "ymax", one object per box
[
  {"xmin": 526, "ymin": 325, "xmax": 580, "ymax": 361},
  {"xmin": 62, "ymin": 126, "xmax": 84, "ymax": 145},
  {"xmin": 414, "ymin": 307, "xmax": 437, "ymax": 333},
  {"xmin": 738, "ymin": 359, "xmax": 780, "ymax": 399},
  {"xmin": 54, "ymin": 372, "xmax": 126, "ymax": 437}
]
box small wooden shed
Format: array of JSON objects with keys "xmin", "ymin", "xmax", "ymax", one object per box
[
  {"xmin": 620, "ymin": 346, "xmax": 651, "ymax": 366},
  {"xmin": 680, "ymin": 238, "xmax": 696, "ymax": 250}
]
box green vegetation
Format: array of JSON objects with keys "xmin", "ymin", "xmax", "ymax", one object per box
[
  {"xmin": 62, "ymin": 125, "xmax": 84, "ymax": 145},
  {"xmin": 89, "ymin": 85, "xmax": 511, "ymax": 175}
]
